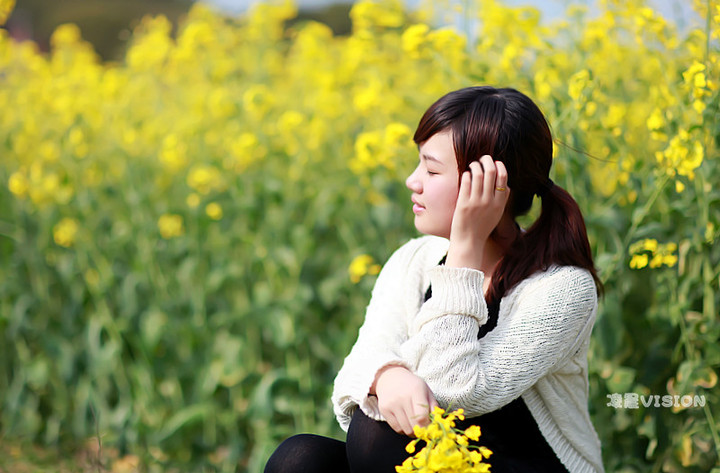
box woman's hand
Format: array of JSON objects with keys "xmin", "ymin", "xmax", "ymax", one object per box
[
  {"xmin": 371, "ymin": 365, "xmax": 438, "ymax": 436},
  {"xmin": 446, "ymin": 155, "xmax": 509, "ymax": 270}
]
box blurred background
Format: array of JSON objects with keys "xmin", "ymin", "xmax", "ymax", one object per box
[{"xmin": 1, "ymin": 0, "xmax": 718, "ymax": 472}]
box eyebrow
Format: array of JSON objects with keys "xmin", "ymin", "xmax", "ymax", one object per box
[{"xmin": 421, "ymin": 153, "xmax": 444, "ymax": 166}]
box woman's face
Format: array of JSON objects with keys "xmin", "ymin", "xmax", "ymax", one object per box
[{"xmin": 405, "ymin": 130, "xmax": 459, "ymax": 239}]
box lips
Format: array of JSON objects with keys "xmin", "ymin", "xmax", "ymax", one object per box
[{"xmin": 411, "ymin": 197, "xmax": 425, "ymax": 214}]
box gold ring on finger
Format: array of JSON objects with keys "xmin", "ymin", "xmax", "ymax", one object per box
[{"xmin": 495, "ymin": 186, "xmax": 506, "ymax": 191}]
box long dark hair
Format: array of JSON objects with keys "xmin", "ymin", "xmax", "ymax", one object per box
[{"xmin": 413, "ymin": 86, "xmax": 603, "ymax": 300}]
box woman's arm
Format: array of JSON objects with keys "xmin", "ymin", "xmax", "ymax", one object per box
[
  {"xmin": 398, "ymin": 264, "xmax": 598, "ymax": 416},
  {"xmin": 331, "ymin": 236, "xmax": 443, "ymax": 431}
]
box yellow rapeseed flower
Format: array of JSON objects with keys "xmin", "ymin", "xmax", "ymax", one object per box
[
  {"xmin": 205, "ymin": 202, "xmax": 223, "ymax": 220},
  {"xmin": 348, "ymin": 254, "xmax": 381, "ymax": 283},
  {"xmin": 278, "ymin": 110, "xmax": 304, "ymax": 134},
  {"xmin": 629, "ymin": 253, "xmax": 649, "ymax": 269},
  {"xmin": 649, "ymin": 253, "xmax": 664, "ymax": 268},
  {"xmin": 225, "ymin": 132, "xmax": 265, "ymax": 173},
  {"xmin": 602, "ymin": 103, "xmax": 625, "ymax": 137},
  {"xmin": 663, "ymin": 254, "xmax": 678, "ymax": 267},
  {"xmin": 127, "ymin": 15, "xmax": 173, "ymax": 71},
  {"xmin": 643, "ymin": 238, "xmax": 658, "ymax": 253},
  {"xmin": 351, "ymin": 130, "xmax": 385, "ymax": 173},
  {"xmin": 397, "ymin": 407, "xmax": 492, "ymax": 473},
  {"xmin": 160, "ymin": 134, "xmax": 188, "ymax": 172},
  {"xmin": 53, "ymin": 217, "xmax": 79, "ymax": 248},
  {"xmin": 568, "ymin": 69, "xmax": 591, "ymax": 106},
  {"xmin": 187, "ymin": 164, "xmax": 223, "ymax": 195},
  {"xmin": 682, "ymin": 61, "xmax": 706, "ymax": 86},
  {"xmin": 629, "ymin": 239, "xmax": 677, "ymax": 270},
  {"xmin": 464, "ymin": 425, "xmax": 481, "ymax": 441},
  {"xmin": 402, "ymin": 24, "xmax": 430, "ymax": 58},
  {"xmin": 158, "ymin": 214, "xmax": 184, "ymax": 239},
  {"xmin": 351, "ymin": 0, "xmax": 404, "ymax": 31},
  {"xmin": 384, "ymin": 122, "xmax": 412, "ymax": 149},
  {"xmin": 50, "ymin": 23, "xmax": 82, "ymax": 48},
  {"xmin": 353, "ymin": 77, "xmax": 383, "ymax": 114},
  {"xmin": 8, "ymin": 171, "xmax": 28, "ymax": 197},
  {"xmin": 427, "ymin": 27, "xmax": 467, "ymax": 69},
  {"xmin": 646, "ymin": 108, "xmax": 664, "ymax": 131},
  {"xmin": 657, "ymin": 130, "xmax": 704, "ymax": 181}
]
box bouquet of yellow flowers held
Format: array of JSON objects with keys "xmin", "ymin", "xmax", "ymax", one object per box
[{"xmin": 396, "ymin": 407, "xmax": 493, "ymax": 473}]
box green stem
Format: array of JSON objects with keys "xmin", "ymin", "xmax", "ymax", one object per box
[
  {"xmin": 703, "ymin": 400, "xmax": 720, "ymax": 460},
  {"xmin": 674, "ymin": 277, "xmax": 696, "ymax": 361}
]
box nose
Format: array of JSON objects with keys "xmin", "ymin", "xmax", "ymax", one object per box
[{"xmin": 406, "ymin": 165, "xmax": 422, "ymax": 193}]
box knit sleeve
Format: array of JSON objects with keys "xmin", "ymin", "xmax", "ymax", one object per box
[
  {"xmin": 398, "ymin": 265, "xmax": 597, "ymax": 417},
  {"xmin": 331, "ymin": 237, "xmax": 434, "ymax": 432}
]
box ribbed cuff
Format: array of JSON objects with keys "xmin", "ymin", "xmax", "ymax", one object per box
[
  {"xmin": 332, "ymin": 357, "xmax": 410, "ymax": 431},
  {"xmin": 410, "ymin": 266, "xmax": 488, "ymax": 335}
]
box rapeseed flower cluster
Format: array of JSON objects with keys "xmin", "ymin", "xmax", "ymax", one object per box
[
  {"xmin": 2, "ymin": 0, "xmax": 714, "ymax": 216},
  {"xmin": 397, "ymin": 407, "xmax": 492, "ymax": 473},
  {"xmin": 348, "ymin": 254, "xmax": 382, "ymax": 283},
  {"xmin": 629, "ymin": 238, "xmax": 678, "ymax": 269},
  {"xmin": 52, "ymin": 217, "xmax": 79, "ymax": 248},
  {"xmin": 158, "ymin": 214, "xmax": 185, "ymax": 239}
]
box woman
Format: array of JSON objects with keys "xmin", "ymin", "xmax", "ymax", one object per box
[{"xmin": 265, "ymin": 86, "xmax": 605, "ymax": 473}]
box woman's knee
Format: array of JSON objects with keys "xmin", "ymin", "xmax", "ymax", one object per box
[
  {"xmin": 346, "ymin": 409, "xmax": 416, "ymax": 472},
  {"xmin": 264, "ymin": 433, "xmax": 349, "ymax": 473}
]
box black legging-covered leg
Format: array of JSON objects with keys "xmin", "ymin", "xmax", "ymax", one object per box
[
  {"xmin": 265, "ymin": 403, "xmax": 569, "ymax": 473},
  {"xmin": 346, "ymin": 408, "xmax": 418, "ymax": 473},
  {"xmin": 263, "ymin": 409, "xmax": 414, "ymax": 473},
  {"xmin": 263, "ymin": 433, "xmax": 351, "ymax": 473}
]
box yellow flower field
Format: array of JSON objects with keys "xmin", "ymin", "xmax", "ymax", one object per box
[{"xmin": 0, "ymin": 0, "xmax": 718, "ymax": 471}]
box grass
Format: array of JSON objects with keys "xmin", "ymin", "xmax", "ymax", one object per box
[{"xmin": 0, "ymin": 437, "xmax": 141, "ymax": 473}]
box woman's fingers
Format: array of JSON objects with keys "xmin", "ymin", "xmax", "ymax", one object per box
[
  {"xmin": 459, "ymin": 169, "xmax": 472, "ymax": 203},
  {"xmin": 428, "ymin": 392, "xmax": 439, "ymax": 411},
  {"xmin": 402, "ymin": 406, "xmax": 419, "ymax": 436},
  {"xmin": 384, "ymin": 412, "xmax": 398, "ymax": 432},
  {"xmin": 494, "ymin": 160, "xmax": 509, "ymax": 197},
  {"xmin": 468, "ymin": 160, "xmax": 483, "ymax": 201},
  {"xmin": 385, "ymin": 407, "xmax": 413, "ymax": 436},
  {"xmin": 478, "ymin": 155, "xmax": 496, "ymax": 200},
  {"xmin": 395, "ymin": 396, "xmax": 431, "ymax": 436},
  {"xmin": 467, "ymin": 156, "xmax": 508, "ymax": 202}
]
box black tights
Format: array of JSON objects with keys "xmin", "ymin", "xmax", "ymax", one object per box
[
  {"xmin": 264, "ymin": 405, "xmax": 569, "ymax": 473},
  {"xmin": 264, "ymin": 408, "xmax": 409, "ymax": 473}
]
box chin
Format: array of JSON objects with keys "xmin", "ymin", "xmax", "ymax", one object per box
[{"xmin": 414, "ymin": 224, "xmax": 449, "ymax": 239}]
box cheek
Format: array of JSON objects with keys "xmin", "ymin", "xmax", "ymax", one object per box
[
  {"xmin": 445, "ymin": 181, "xmax": 460, "ymax": 204},
  {"xmin": 439, "ymin": 183, "xmax": 459, "ymax": 214}
]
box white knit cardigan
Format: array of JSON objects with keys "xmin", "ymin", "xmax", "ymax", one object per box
[{"xmin": 332, "ymin": 235, "xmax": 605, "ymax": 473}]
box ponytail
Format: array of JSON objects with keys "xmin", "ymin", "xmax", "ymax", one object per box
[{"xmin": 488, "ymin": 183, "xmax": 604, "ymax": 302}]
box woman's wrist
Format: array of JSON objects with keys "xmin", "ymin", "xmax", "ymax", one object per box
[
  {"xmin": 445, "ymin": 240, "xmax": 486, "ymax": 270},
  {"xmin": 370, "ymin": 365, "xmax": 408, "ymax": 395}
]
